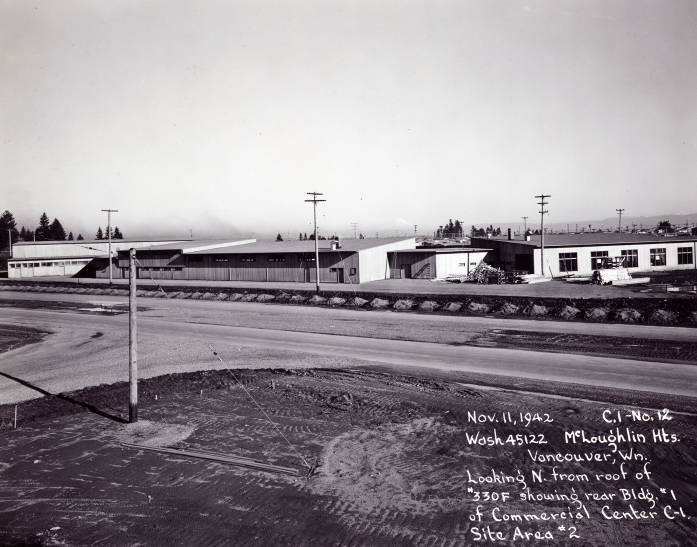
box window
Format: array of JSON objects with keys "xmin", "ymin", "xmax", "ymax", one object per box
[
  {"xmin": 620, "ymin": 249, "xmax": 638, "ymax": 268},
  {"xmin": 240, "ymin": 256, "xmax": 256, "ymax": 262},
  {"xmin": 650, "ymin": 248, "xmax": 666, "ymax": 266},
  {"xmin": 590, "ymin": 251, "xmax": 608, "ymax": 270},
  {"xmin": 558, "ymin": 252, "xmax": 578, "ymax": 272},
  {"xmin": 214, "ymin": 258, "xmax": 228, "ymax": 263},
  {"xmin": 678, "ymin": 247, "xmax": 693, "ymax": 265},
  {"xmin": 268, "ymin": 256, "xmax": 286, "ymax": 262},
  {"xmin": 350, "ymin": 267, "xmax": 357, "ymax": 275}
]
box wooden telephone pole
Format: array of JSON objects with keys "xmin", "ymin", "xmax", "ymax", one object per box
[
  {"xmin": 616, "ymin": 208, "xmax": 625, "ymax": 232},
  {"xmin": 534, "ymin": 194, "xmax": 550, "ymax": 276},
  {"xmin": 128, "ymin": 248, "xmax": 138, "ymax": 423},
  {"xmin": 305, "ymin": 192, "xmax": 326, "ymax": 292},
  {"xmin": 101, "ymin": 208, "xmax": 118, "ymax": 285}
]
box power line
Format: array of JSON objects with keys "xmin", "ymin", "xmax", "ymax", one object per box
[
  {"xmin": 534, "ymin": 195, "xmax": 550, "ymax": 277},
  {"xmin": 616, "ymin": 208, "xmax": 625, "ymax": 232},
  {"xmin": 350, "ymin": 222, "xmax": 358, "ymax": 239}
]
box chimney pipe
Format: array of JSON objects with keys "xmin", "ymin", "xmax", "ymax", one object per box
[{"xmin": 507, "ymin": 228, "xmax": 512, "ymax": 240}]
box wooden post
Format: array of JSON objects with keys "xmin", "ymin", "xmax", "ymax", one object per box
[{"xmin": 129, "ymin": 248, "xmax": 138, "ymax": 423}]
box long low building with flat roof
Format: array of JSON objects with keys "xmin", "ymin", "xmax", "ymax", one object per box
[
  {"xmin": 472, "ymin": 232, "xmax": 697, "ymax": 277},
  {"xmin": 109, "ymin": 237, "xmax": 416, "ymax": 284},
  {"xmin": 8, "ymin": 239, "xmax": 187, "ymax": 278}
]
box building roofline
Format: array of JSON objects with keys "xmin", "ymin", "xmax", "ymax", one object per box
[{"xmin": 474, "ymin": 235, "xmax": 697, "ymax": 249}]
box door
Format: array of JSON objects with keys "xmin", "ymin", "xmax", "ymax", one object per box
[
  {"xmin": 401, "ymin": 264, "xmax": 412, "ymax": 279},
  {"xmin": 213, "ymin": 258, "xmax": 229, "ymax": 281},
  {"xmin": 336, "ymin": 268, "xmax": 344, "ymax": 283}
]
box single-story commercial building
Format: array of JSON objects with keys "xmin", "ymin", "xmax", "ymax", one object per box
[
  {"xmin": 386, "ymin": 248, "xmax": 491, "ymax": 279},
  {"xmin": 110, "ymin": 237, "xmax": 416, "ymax": 284},
  {"xmin": 471, "ymin": 233, "xmax": 697, "ymax": 277},
  {"xmin": 8, "ymin": 239, "xmax": 186, "ymax": 278}
]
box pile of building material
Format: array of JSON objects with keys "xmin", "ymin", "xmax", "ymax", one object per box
[
  {"xmin": 591, "ymin": 268, "xmax": 650, "ymax": 286},
  {"xmin": 466, "ymin": 262, "xmax": 506, "ymax": 284}
]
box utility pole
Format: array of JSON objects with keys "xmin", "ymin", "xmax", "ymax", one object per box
[
  {"xmin": 128, "ymin": 248, "xmax": 138, "ymax": 423},
  {"xmin": 304, "ymin": 192, "xmax": 325, "ymax": 292},
  {"xmin": 101, "ymin": 208, "xmax": 118, "ymax": 285},
  {"xmin": 7, "ymin": 230, "xmax": 11, "ymax": 258},
  {"xmin": 414, "ymin": 224, "xmax": 418, "ymax": 237},
  {"xmin": 534, "ymin": 195, "xmax": 550, "ymax": 276},
  {"xmin": 350, "ymin": 222, "xmax": 358, "ymax": 239},
  {"xmin": 522, "ymin": 216, "xmax": 528, "ymax": 235},
  {"xmin": 616, "ymin": 208, "xmax": 625, "ymax": 232}
]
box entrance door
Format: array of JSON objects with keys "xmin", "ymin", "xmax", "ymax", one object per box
[
  {"xmin": 336, "ymin": 268, "xmax": 344, "ymax": 283},
  {"xmin": 401, "ymin": 264, "xmax": 412, "ymax": 279},
  {"xmin": 213, "ymin": 258, "xmax": 229, "ymax": 281}
]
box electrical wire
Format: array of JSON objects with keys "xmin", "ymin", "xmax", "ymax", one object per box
[{"xmin": 207, "ymin": 344, "xmax": 312, "ymax": 470}]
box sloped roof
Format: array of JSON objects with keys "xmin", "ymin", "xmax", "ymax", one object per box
[
  {"xmin": 475, "ymin": 233, "xmax": 697, "ymax": 248},
  {"xmin": 187, "ymin": 237, "xmax": 414, "ymax": 255}
]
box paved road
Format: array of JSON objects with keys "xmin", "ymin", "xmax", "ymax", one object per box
[
  {"xmin": 1, "ymin": 293, "xmax": 696, "ymax": 404},
  {"xmin": 3, "ymin": 290, "xmax": 697, "ymax": 341}
]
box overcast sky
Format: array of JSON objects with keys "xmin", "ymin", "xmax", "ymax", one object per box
[{"xmin": 2, "ymin": 0, "xmax": 696, "ymax": 238}]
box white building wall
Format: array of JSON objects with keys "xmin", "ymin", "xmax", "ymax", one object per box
[
  {"xmin": 434, "ymin": 251, "xmax": 488, "ymax": 278},
  {"xmin": 535, "ymin": 241, "xmax": 697, "ymax": 277},
  {"xmin": 8, "ymin": 259, "xmax": 93, "ymax": 278},
  {"xmin": 9, "ymin": 240, "xmax": 182, "ymax": 278},
  {"xmin": 358, "ymin": 238, "xmax": 416, "ymax": 283}
]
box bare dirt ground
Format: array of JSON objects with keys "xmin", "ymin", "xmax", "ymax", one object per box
[
  {"xmin": 0, "ymin": 366, "xmax": 695, "ymax": 547},
  {"xmin": 0, "ymin": 326, "xmax": 46, "ymax": 354}
]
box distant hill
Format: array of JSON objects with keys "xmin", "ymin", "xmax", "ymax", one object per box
[{"xmin": 492, "ymin": 213, "xmax": 697, "ymax": 232}]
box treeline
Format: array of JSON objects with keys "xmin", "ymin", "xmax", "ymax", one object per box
[
  {"xmin": 296, "ymin": 232, "xmax": 359, "ymax": 241},
  {"xmin": 0, "ymin": 209, "xmax": 125, "ymax": 251},
  {"xmin": 435, "ymin": 219, "xmax": 464, "ymax": 239},
  {"xmin": 433, "ymin": 219, "xmax": 506, "ymax": 238},
  {"xmin": 470, "ymin": 225, "xmax": 503, "ymax": 237}
]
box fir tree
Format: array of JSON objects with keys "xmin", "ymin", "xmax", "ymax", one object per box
[
  {"xmin": 112, "ymin": 226, "xmax": 123, "ymax": 239},
  {"xmin": 68, "ymin": 232, "xmax": 74, "ymax": 240},
  {"xmin": 298, "ymin": 233, "xmax": 303, "ymax": 240},
  {"xmin": 36, "ymin": 212, "xmax": 50, "ymax": 240},
  {"xmin": 0, "ymin": 210, "xmax": 18, "ymax": 249},
  {"xmin": 96, "ymin": 227, "xmax": 103, "ymax": 240},
  {"xmin": 49, "ymin": 218, "xmax": 66, "ymax": 240},
  {"xmin": 276, "ymin": 233, "xmax": 283, "ymax": 241},
  {"xmin": 77, "ymin": 234, "xmax": 84, "ymax": 240}
]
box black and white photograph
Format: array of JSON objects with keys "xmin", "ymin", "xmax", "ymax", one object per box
[{"xmin": 1, "ymin": 0, "xmax": 696, "ymax": 545}]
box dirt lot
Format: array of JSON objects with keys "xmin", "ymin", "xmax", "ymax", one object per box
[{"xmin": 0, "ymin": 367, "xmax": 695, "ymax": 546}]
